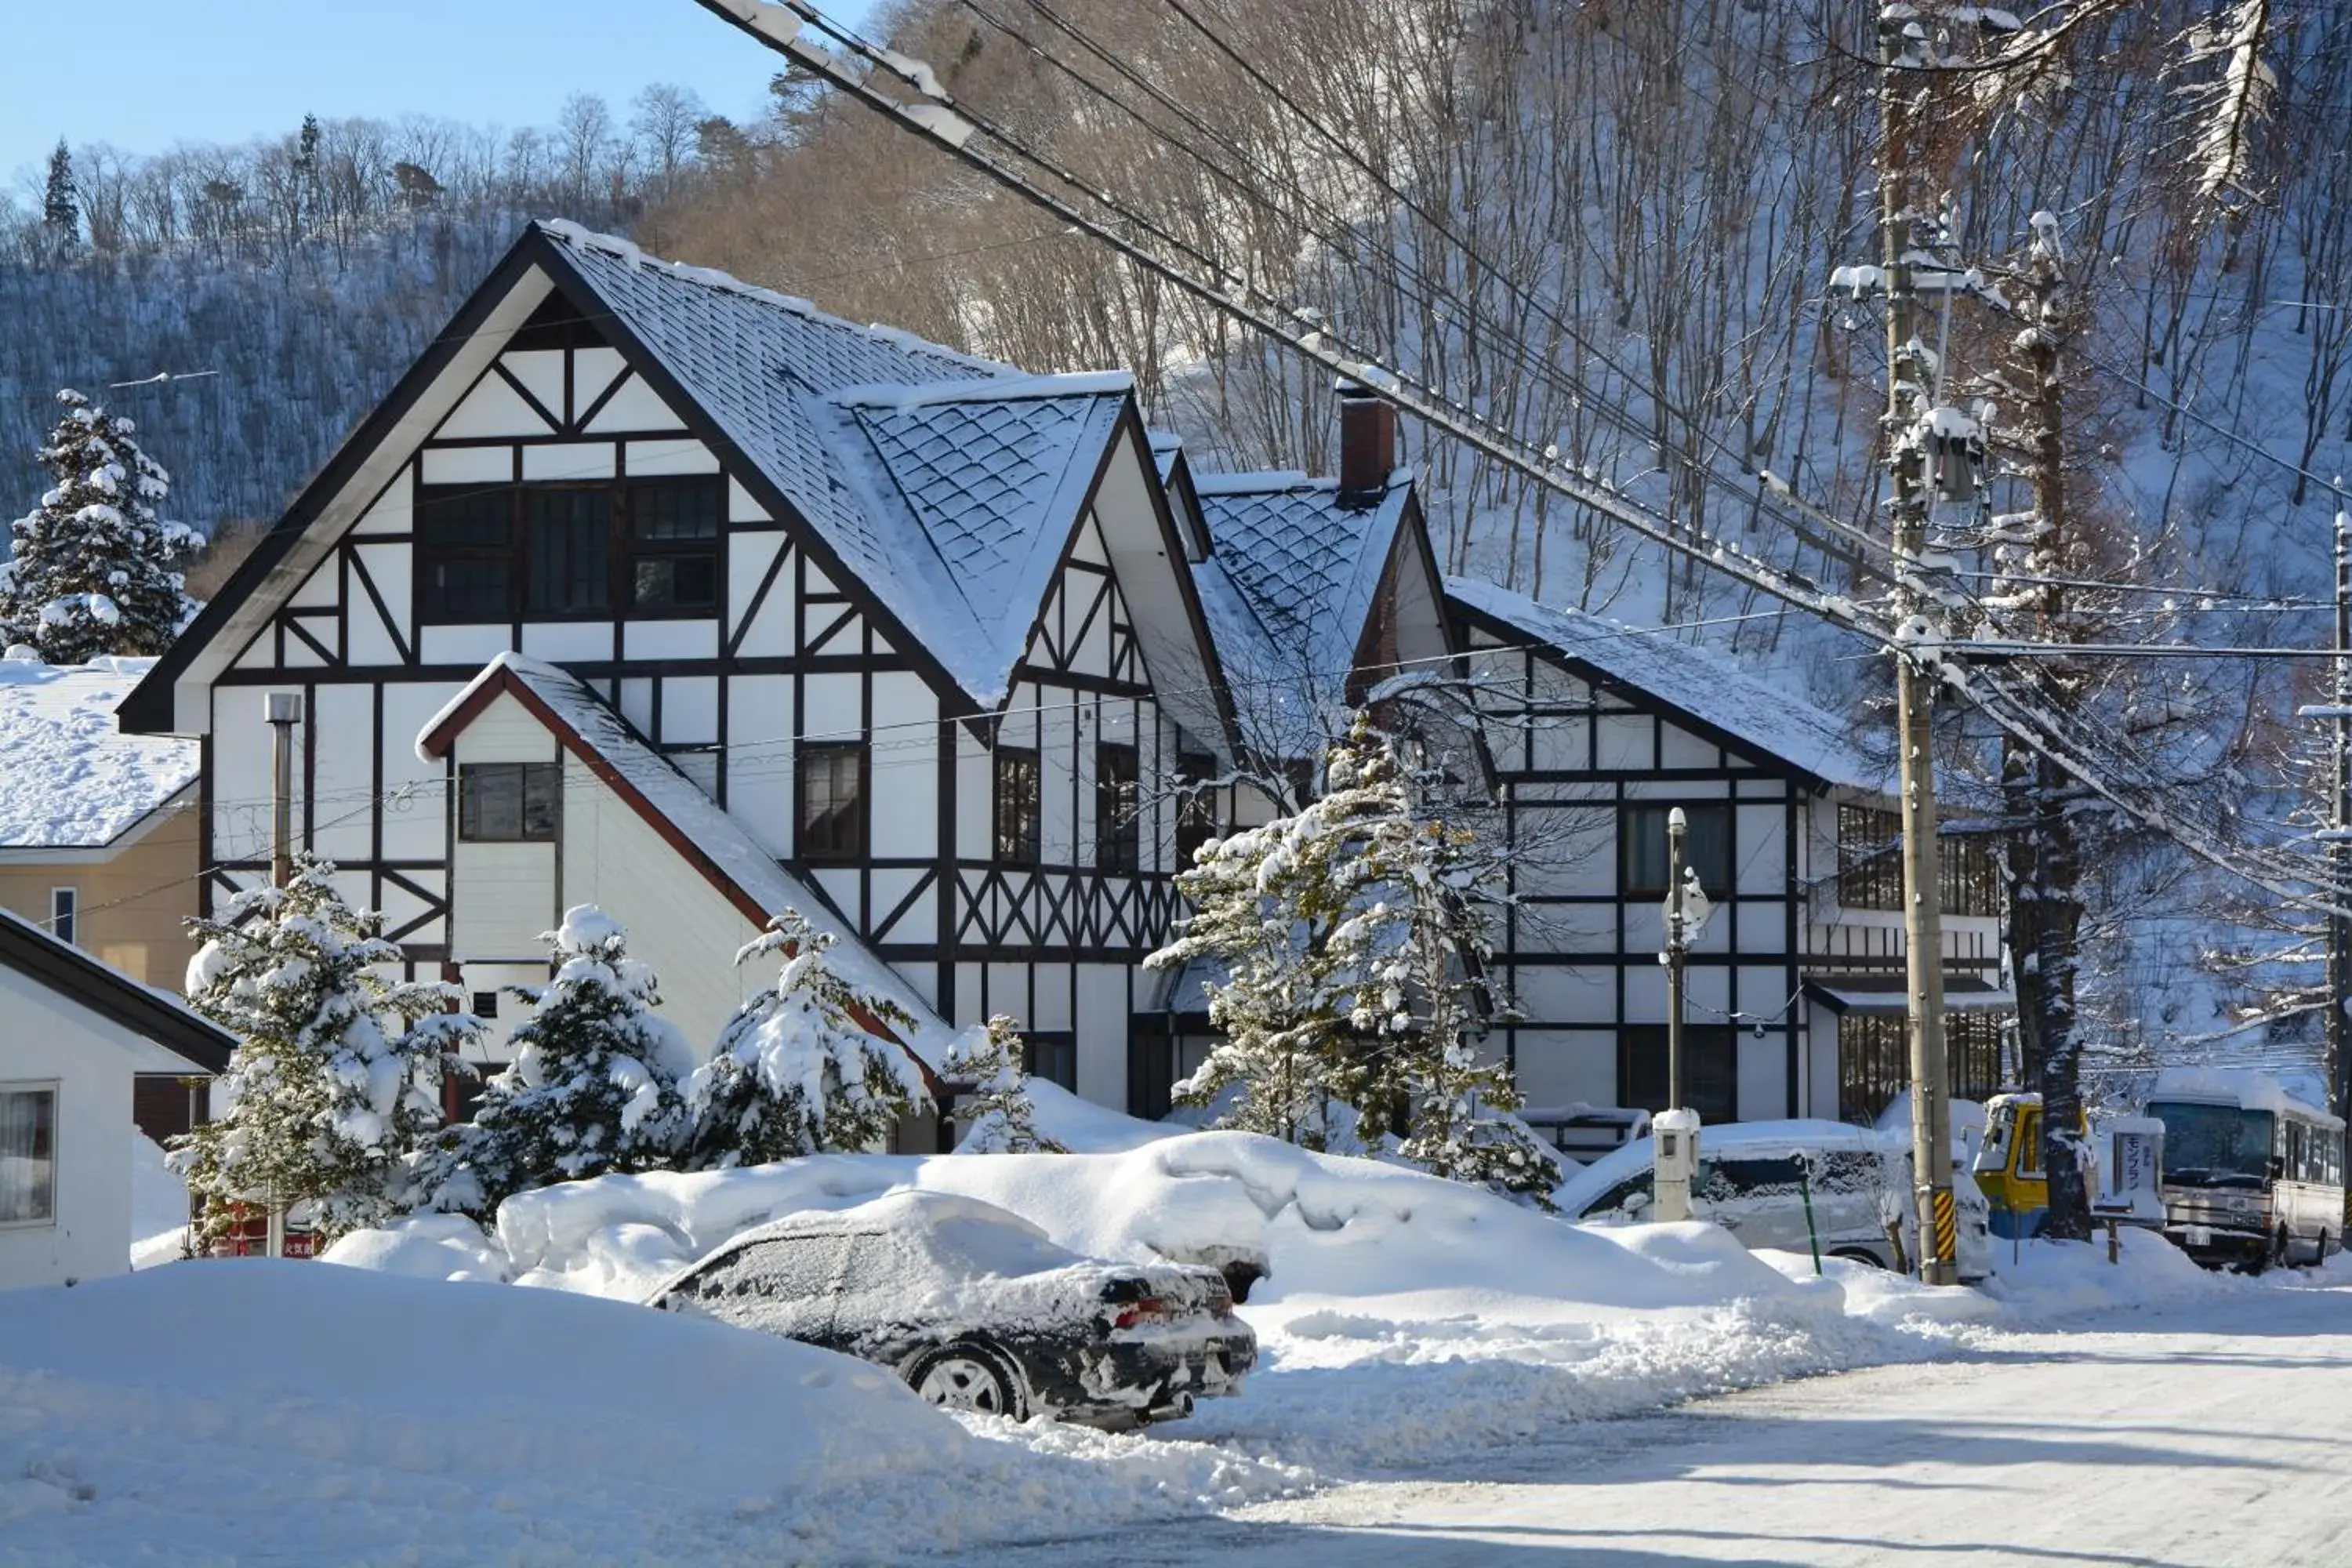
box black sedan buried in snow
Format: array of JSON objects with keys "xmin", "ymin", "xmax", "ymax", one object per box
[{"xmin": 644, "ymin": 1190, "xmax": 1256, "ymax": 1426}]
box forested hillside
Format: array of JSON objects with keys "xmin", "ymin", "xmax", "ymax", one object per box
[
  {"xmin": 3, "ymin": 0, "xmax": 2346, "ymax": 1073},
  {"xmin": 0, "ymin": 85, "xmax": 742, "ymax": 534}
]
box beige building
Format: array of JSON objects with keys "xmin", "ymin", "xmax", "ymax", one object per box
[{"xmin": 0, "ymin": 658, "xmax": 203, "ymax": 1137}]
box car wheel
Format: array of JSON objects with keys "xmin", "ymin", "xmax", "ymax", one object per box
[
  {"xmin": 2275, "ymin": 1227, "xmax": 2294, "ymax": 1271},
  {"xmin": 1828, "ymin": 1247, "xmax": 1888, "ymax": 1270},
  {"xmin": 907, "ymin": 1341, "xmax": 1026, "ymax": 1421}
]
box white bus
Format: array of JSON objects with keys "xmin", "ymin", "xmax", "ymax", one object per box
[{"xmin": 2144, "ymin": 1077, "xmax": 2345, "ymax": 1272}]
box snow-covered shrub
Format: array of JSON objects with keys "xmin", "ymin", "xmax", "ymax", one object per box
[
  {"xmin": 943, "ymin": 1015, "xmax": 1067, "ymax": 1154},
  {"xmin": 682, "ymin": 910, "xmax": 932, "ymax": 1169},
  {"xmin": 413, "ymin": 906, "xmax": 694, "ymax": 1217},
  {"xmin": 172, "ymin": 853, "xmax": 480, "ymax": 1246},
  {"xmin": 0, "ymin": 388, "xmax": 199, "ymax": 662}
]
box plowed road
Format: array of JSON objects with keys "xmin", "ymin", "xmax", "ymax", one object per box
[{"xmin": 998, "ymin": 1277, "xmax": 2352, "ymax": 1566}]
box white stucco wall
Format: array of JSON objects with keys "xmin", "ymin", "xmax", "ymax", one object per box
[{"xmin": 0, "ymin": 967, "xmax": 192, "ymax": 1290}]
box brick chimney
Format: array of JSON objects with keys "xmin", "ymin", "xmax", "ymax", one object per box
[{"xmin": 1336, "ymin": 385, "xmax": 1396, "ymax": 506}]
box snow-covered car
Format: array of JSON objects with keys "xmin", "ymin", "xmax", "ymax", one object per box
[
  {"xmin": 1557, "ymin": 1120, "xmax": 1994, "ymax": 1284},
  {"xmin": 644, "ymin": 1190, "xmax": 1256, "ymax": 1425}
]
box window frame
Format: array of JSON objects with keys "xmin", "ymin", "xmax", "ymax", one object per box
[
  {"xmin": 1024, "ymin": 1031, "xmax": 1079, "ymax": 1093},
  {"xmin": 415, "ymin": 476, "xmax": 725, "ymax": 626},
  {"xmin": 0, "ymin": 1081, "xmax": 59, "ymax": 1229},
  {"xmin": 1174, "ymin": 751, "xmax": 1218, "ymax": 869},
  {"xmin": 1617, "ymin": 1023, "xmax": 1737, "ymax": 1123},
  {"xmin": 1095, "ymin": 741, "xmax": 1141, "ymax": 874},
  {"xmin": 1837, "ymin": 804, "xmax": 1904, "ymax": 912},
  {"xmin": 49, "ymin": 886, "xmax": 77, "ymax": 947},
  {"xmin": 1620, "ymin": 803, "xmax": 1731, "ymax": 900},
  {"xmin": 456, "ymin": 761, "xmax": 561, "ymax": 844},
  {"xmin": 993, "ymin": 746, "xmax": 1041, "ymax": 867},
  {"xmin": 796, "ymin": 743, "xmax": 869, "ymax": 863}
]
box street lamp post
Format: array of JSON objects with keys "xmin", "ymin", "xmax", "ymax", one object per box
[{"xmin": 1655, "ymin": 808, "xmax": 1698, "ymax": 1223}]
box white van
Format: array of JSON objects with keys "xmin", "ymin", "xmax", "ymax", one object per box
[{"xmin": 1556, "ymin": 1119, "xmax": 1994, "ymax": 1284}]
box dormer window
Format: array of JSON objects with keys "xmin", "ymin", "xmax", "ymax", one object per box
[{"xmin": 417, "ymin": 476, "xmax": 721, "ymax": 623}]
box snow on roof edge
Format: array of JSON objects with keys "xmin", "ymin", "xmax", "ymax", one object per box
[
  {"xmin": 534, "ymin": 220, "xmax": 1013, "ymax": 379},
  {"xmin": 829, "ymin": 371, "xmax": 1133, "ymax": 412}
]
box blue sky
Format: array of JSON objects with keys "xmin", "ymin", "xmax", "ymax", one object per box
[{"xmin": 2, "ymin": 1, "xmax": 874, "ymax": 187}]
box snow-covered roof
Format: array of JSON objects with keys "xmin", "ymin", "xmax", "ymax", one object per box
[
  {"xmin": 417, "ymin": 652, "xmax": 954, "ymax": 1064},
  {"xmin": 824, "ymin": 379, "xmax": 1131, "ymax": 701},
  {"xmin": 1190, "ymin": 470, "xmax": 1414, "ymax": 687},
  {"xmin": 537, "ymin": 224, "xmax": 1134, "ymax": 709},
  {"xmin": 0, "ymin": 904, "xmax": 233, "ymax": 1071},
  {"xmin": 2146, "ymin": 1066, "xmax": 2344, "ymax": 1129},
  {"xmin": 0, "ymin": 655, "xmax": 198, "ymax": 849},
  {"xmin": 1446, "ymin": 575, "xmax": 1888, "ymax": 793},
  {"xmin": 1804, "ymin": 973, "xmax": 2013, "ymax": 1014}
]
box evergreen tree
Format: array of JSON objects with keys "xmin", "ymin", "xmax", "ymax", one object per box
[
  {"xmin": 42, "ymin": 140, "xmax": 77, "ymax": 245},
  {"xmin": 171, "ymin": 854, "xmax": 481, "ymax": 1247},
  {"xmin": 413, "ymin": 906, "xmax": 695, "ymax": 1217},
  {"xmin": 944, "ymin": 1015, "xmax": 1066, "ymax": 1154},
  {"xmin": 1149, "ymin": 720, "xmax": 1557, "ymax": 1200},
  {"xmin": 0, "ymin": 389, "xmax": 200, "ymax": 662},
  {"xmin": 683, "ymin": 911, "xmax": 932, "ymax": 1169}
]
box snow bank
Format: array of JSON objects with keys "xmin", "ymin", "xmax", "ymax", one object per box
[
  {"xmin": 1016, "ymin": 1078, "xmax": 1183, "ymax": 1152},
  {"xmin": 337, "ymin": 1134, "xmax": 1921, "ymax": 1478},
  {"xmin": 128, "ymin": 1134, "xmax": 188, "ymax": 1269},
  {"xmin": 0, "ymin": 1262, "xmax": 1303, "ymax": 1565}
]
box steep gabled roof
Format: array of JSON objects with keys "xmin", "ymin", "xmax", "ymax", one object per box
[
  {"xmin": 0, "ymin": 656, "xmax": 197, "ymax": 851},
  {"xmin": 823, "ymin": 376, "xmax": 1134, "ymax": 703},
  {"xmin": 1445, "ymin": 575, "xmax": 1888, "ymax": 793},
  {"xmin": 0, "ymin": 906, "xmax": 233, "ymax": 1073},
  {"xmin": 417, "ymin": 653, "xmax": 953, "ymax": 1069},
  {"xmin": 125, "ymin": 223, "xmax": 1217, "ymax": 731},
  {"xmin": 1191, "ymin": 470, "xmax": 1417, "ymax": 687}
]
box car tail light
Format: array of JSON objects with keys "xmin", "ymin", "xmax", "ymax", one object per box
[{"xmin": 1112, "ymin": 1296, "xmax": 1177, "ymax": 1329}]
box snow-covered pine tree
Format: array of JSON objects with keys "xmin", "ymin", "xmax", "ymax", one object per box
[
  {"xmin": 682, "ymin": 910, "xmax": 932, "ymax": 1169},
  {"xmin": 413, "ymin": 906, "xmax": 695, "ymax": 1217},
  {"xmin": 0, "ymin": 389, "xmax": 200, "ymax": 663},
  {"xmin": 944, "ymin": 1014, "xmax": 1067, "ymax": 1154},
  {"xmin": 1150, "ymin": 717, "xmax": 1556, "ymax": 1199},
  {"xmin": 172, "ymin": 853, "xmax": 481, "ymax": 1247}
]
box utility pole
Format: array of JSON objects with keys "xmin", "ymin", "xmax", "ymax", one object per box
[
  {"xmin": 1879, "ymin": 6, "xmax": 1959, "ymax": 1286},
  {"xmin": 2332, "ymin": 494, "xmax": 2350, "ymax": 1129},
  {"xmin": 264, "ymin": 691, "xmax": 301, "ymax": 1261}
]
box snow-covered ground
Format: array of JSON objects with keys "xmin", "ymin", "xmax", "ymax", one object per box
[{"xmin": 5, "ymin": 1130, "xmax": 2324, "ymax": 1564}]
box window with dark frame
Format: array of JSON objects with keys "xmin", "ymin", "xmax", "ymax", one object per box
[
  {"xmin": 1836, "ymin": 1011, "xmax": 2003, "ymax": 1124},
  {"xmin": 993, "ymin": 747, "xmax": 1040, "ymax": 866},
  {"xmin": 1617, "ymin": 1025, "xmax": 1737, "ymax": 1123},
  {"xmin": 1940, "ymin": 834, "xmax": 2003, "ymax": 918},
  {"xmin": 1621, "ymin": 804, "xmax": 1730, "ymax": 898},
  {"xmin": 458, "ymin": 763, "xmax": 560, "ymax": 842},
  {"xmin": 49, "ymin": 887, "xmax": 76, "ymax": 947},
  {"xmin": 1095, "ymin": 742, "xmax": 1141, "ymax": 873},
  {"xmin": 797, "ymin": 744, "xmax": 867, "ymax": 861},
  {"xmin": 415, "ymin": 476, "xmax": 724, "ymax": 624},
  {"xmin": 1024, "ymin": 1032, "xmax": 1078, "ymax": 1092},
  {"xmin": 1174, "ymin": 751, "xmax": 1217, "ymax": 869},
  {"xmin": 1838, "ymin": 804, "xmax": 1903, "ymax": 912}
]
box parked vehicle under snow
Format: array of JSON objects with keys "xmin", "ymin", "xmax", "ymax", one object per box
[{"xmin": 645, "ymin": 1189, "xmax": 1256, "ymax": 1425}]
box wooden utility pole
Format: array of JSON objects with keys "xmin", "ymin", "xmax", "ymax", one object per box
[
  {"xmin": 2332, "ymin": 497, "xmax": 2350, "ymax": 1128},
  {"xmin": 1879, "ymin": 7, "xmax": 1959, "ymax": 1285}
]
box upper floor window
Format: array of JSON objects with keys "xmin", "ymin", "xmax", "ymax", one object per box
[
  {"xmin": 1096, "ymin": 742, "xmax": 1140, "ymax": 873},
  {"xmin": 1621, "ymin": 804, "xmax": 1729, "ymax": 898},
  {"xmin": 1838, "ymin": 804, "xmax": 1902, "ymax": 911},
  {"xmin": 993, "ymin": 747, "xmax": 1040, "ymax": 866},
  {"xmin": 459, "ymin": 762, "xmax": 560, "ymax": 842},
  {"xmin": 49, "ymin": 887, "xmax": 77, "ymax": 947},
  {"xmin": 416, "ymin": 476, "xmax": 722, "ymax": 624},
  {"xmin": 1838, "ymin": 804, "xmax": 2000, "ymax": 916},
  {"xmin": 798, "ymin": 743, "xmax": 867, "ymax": 862},
  {"xmin": 1174, "ymin": 752, "xmax": 1218, "ymax": 869}
]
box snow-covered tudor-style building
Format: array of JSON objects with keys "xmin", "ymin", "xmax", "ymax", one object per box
[{"xmin": 120, "ymin": 222, "xmax": 2006, "ymax": 1138}]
